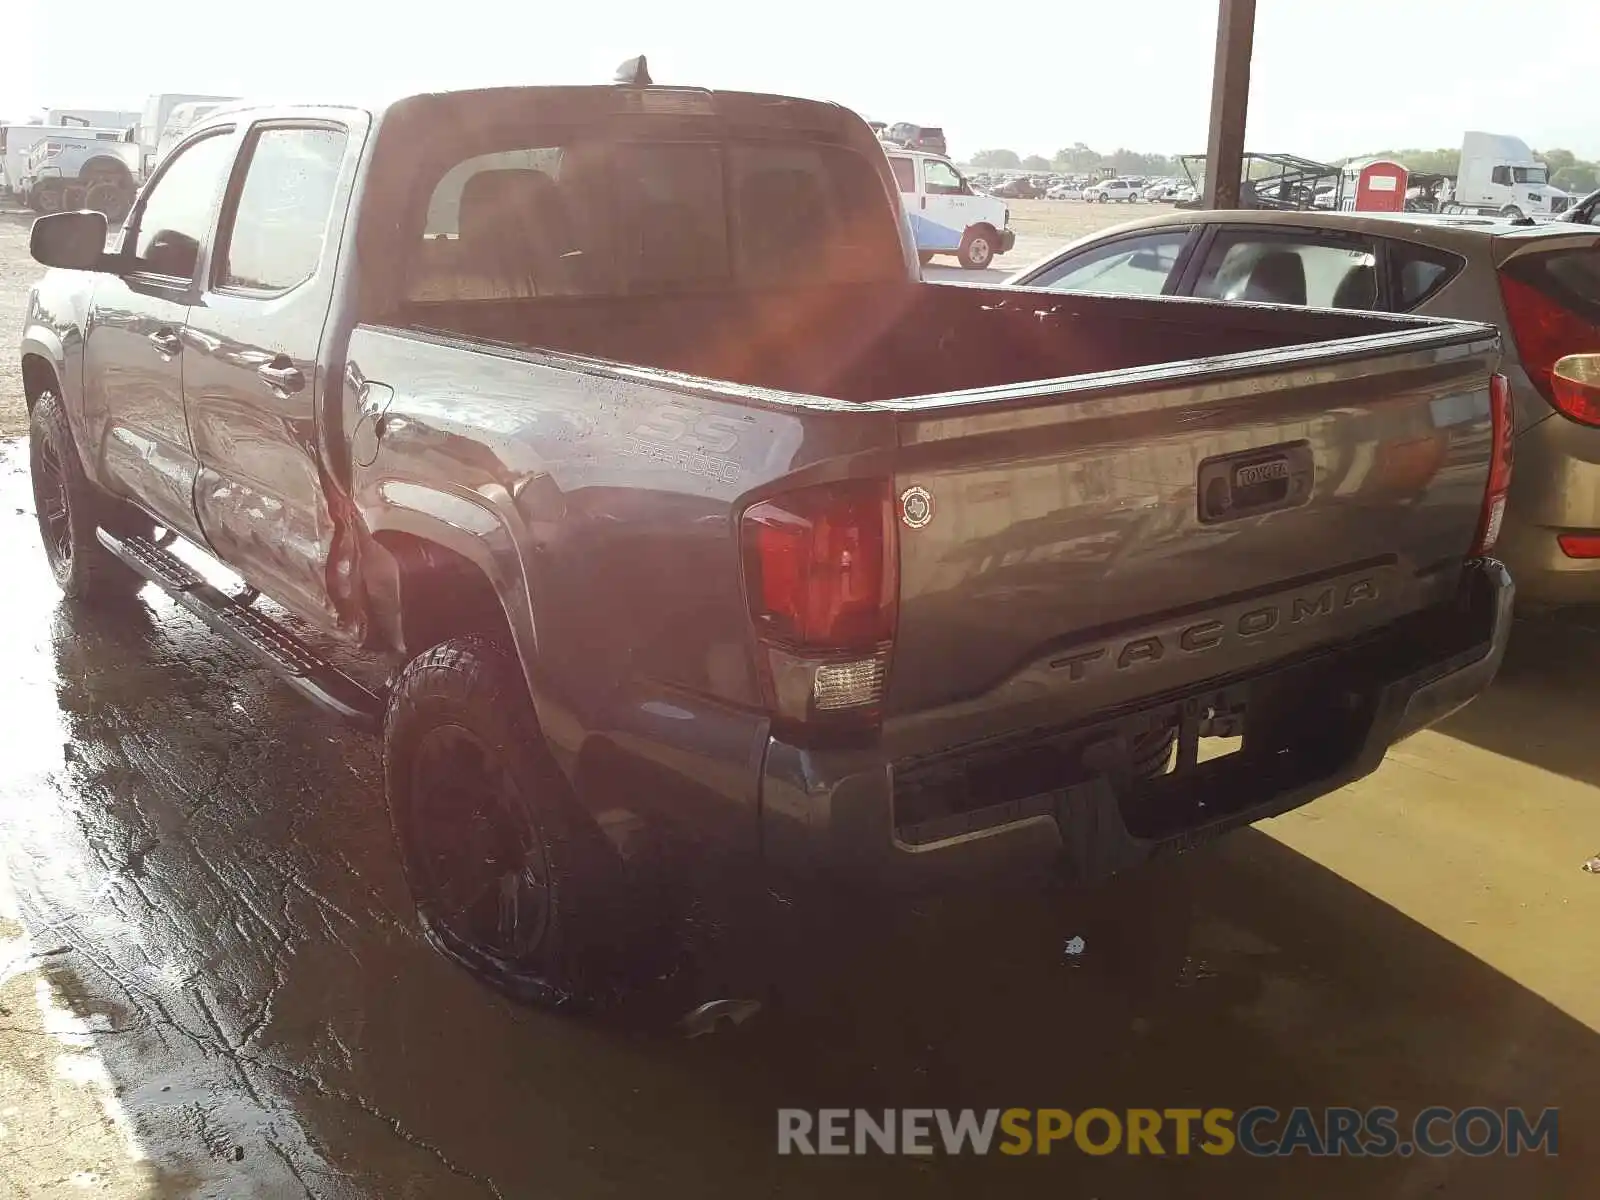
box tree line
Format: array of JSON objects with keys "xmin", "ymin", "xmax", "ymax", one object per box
[{"xmin": 966, "ymin": 144, "xmax": 1599, "ymax": 193}]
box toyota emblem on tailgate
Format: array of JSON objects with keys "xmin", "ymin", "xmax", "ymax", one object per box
[{"xmin": 900, "ymin": 486, "xmax": 934, "ymax": 529}]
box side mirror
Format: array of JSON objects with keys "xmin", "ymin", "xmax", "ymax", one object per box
[
  {"xmin": 1552, "ymin": 354, "xmax": 1600, "ymax": 422},
  {"xmin": 30, "ymin": 211, "xmax": 111, "ymax": 271}
]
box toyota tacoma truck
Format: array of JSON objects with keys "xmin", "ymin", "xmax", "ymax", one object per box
[{"xmin": 20, "ymin": 66, "xmax": 1515, "ymax": 1009}]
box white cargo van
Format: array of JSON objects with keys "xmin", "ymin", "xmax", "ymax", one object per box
[
  {"xmin": 1454, "ymin": 132, "xmax": 1570, "ymax": 219},
  {"xmin": 883, "ymin": 149, "xmax": 1016, "ymax": 270}
]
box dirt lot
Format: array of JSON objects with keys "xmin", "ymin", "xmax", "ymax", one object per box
[{"xmin": 2, "ymin": 198, "xmax": 1600, "ymax": 1198}]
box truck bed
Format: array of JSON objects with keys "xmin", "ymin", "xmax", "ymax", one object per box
[{"xmin": 395, "ymin": 280, "xmax": 1390, "ymax": 403}]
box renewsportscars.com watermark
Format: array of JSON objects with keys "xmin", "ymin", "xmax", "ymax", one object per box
[{"xmin": 777, "ymin": 1106, "xmax": 1559, "ymax": 1158}]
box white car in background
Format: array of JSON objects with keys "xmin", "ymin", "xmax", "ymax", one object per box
[{"xmin": 1083, "ymin": 178, "xmax": 1142, "ymax": 203}]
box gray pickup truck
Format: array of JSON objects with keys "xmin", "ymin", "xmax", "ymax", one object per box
[{"xmin": 20, "ymin": 67, "xmax": 1514, "ymax": 1008}]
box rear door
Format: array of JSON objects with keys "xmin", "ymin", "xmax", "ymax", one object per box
[{"xmin": 183, "ymin": 114, "xmax": 365, "ymax": 626}]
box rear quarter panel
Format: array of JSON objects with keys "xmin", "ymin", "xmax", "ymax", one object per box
[{"xmin": 343, "ymin": 325, "xmax": 895, "ymax": 805}]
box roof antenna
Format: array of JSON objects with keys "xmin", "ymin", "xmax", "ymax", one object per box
[{"xmin": 614, "ymin": 55, "xmax": 651, "ymax": 86}]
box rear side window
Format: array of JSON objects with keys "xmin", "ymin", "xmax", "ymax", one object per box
[
  {"xmin": 406, "ymin": 138, "xmax": 902, "ymax": 301},
  {"xmin": 1388, "ymin": 241, "xmax": 1464, "ymax": 310},
  {"xmin": 889, "ymin": 157, "xmax": 915, "ymax": 193},
  {"xmin": 217, "ymin": 126, "xmax": 347, "ymax": 293},
  {"xmin": 1193, "ymin": 232, "xmax": 1379, "ymax": 309}
]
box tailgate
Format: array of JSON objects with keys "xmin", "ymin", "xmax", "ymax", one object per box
[{"xmin": 884, "ymin": 322, "xmax": 1500, "ymax": 747}]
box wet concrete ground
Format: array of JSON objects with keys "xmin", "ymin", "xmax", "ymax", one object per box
[{"xmin": 1, "ymin": 428, "xmax": 1598, "ymax": 1197}]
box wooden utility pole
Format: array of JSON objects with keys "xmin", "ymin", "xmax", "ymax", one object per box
[{"xmin": 1204, "ymin": 0, "xmax": 1256, "ymax": 209}]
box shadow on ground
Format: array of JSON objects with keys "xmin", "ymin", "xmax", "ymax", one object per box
[{"xmin": 1437, "ymin": 606, "xmax": 1600, "ymax": 788}]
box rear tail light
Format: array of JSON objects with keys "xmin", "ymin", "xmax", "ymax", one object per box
[
  {"xmin": 1474, "ymin": 372, "xmax": 1514, "ymax": 556},
  {"xmin": 740, "ymin": 480, "xmax": 897, "ymax": 733},
  {"xmin": 1498, "ymin": 271, "xmax": 1600, "ymax": 425}
]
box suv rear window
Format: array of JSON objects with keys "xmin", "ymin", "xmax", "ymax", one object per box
[{"xmin": 406, "ymin": 138, "xmax": 903, "ymax": 301}]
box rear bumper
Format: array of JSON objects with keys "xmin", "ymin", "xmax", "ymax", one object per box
[
  {"xmin": 1500, "ymin": 404, "xmax": 1600, "ymax": 605},
  {"xmin": 757, "ymin": 558, "xmax": 1513, "ymax": 889}
]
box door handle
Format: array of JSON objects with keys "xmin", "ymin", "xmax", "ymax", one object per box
[
  {"xmin": 257, "ymin": 361, "xmax": 306, "ymax": 394},
  {"xmin": 920, "ymin": 196, "xmax": 926, "ymax": 210},
  {"xmin": 148, "ymin": 329, "xmax": 181, "ymax": 357}
]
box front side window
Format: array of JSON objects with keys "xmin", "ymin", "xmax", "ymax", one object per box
[
  {"xmin": 1024, "ymin": 229, "xmax": 1191, "ymax": 296},
  {"xmin": 217, "ymin": 126, "xmax": 347, "ymax": 292},
  {"xmin": 131, "ymin": 131, "xmax": 236, "ymax": 279},
  {"xmin": 1513, "ymin": 165, "xmax": 1548, "ymax": 185},
  {"xmin": 923, "ymin": 160, "xmax": 964, "ymax": 196},
  {"xmin": 406, "ymin": 137, "xmax": 903, "ymax": 301},
  {"xmin": 1193, "ymin": 233, "xmax": 1379, "ymax": 309}
]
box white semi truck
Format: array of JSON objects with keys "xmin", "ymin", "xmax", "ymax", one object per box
[{"xmin": 1452, "ymin": 131, "xmax": 1570, "ymax": 219}]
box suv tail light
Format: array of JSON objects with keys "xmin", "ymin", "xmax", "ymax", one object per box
[
  {"xmin": 1474, "ymin": 372, "xmax": 1514, "ymax": 555},
  {"xmin": 1498, "ymin": 264, "xmax": 1600, "ymax": 426},
  {"xmin": 740, "ymin": 480, "xmax": 897, "ymax": 733}
]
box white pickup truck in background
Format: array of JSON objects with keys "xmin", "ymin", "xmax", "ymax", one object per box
[{"xmin": 884, "ymin": 147, "xmax": 1016, "ymax": 269}]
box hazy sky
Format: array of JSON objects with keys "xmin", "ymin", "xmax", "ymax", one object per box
[{"xmin": 5, "ymin": 0, "xmax": 1595, "ymax": 161}]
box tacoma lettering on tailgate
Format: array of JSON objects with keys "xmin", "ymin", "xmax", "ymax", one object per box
[{"xmin": 1050, "ymin": 577, "xmax": 1381, "ymax": 682}]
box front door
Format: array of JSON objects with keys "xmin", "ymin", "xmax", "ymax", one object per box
[
  {"xmin": 183, "ymin": 118, "xmax": 358, "ymax": 627},
  {"xmin": 918, "ymin": 158, "xmax": 970, "ymax": 253},
  {"xmin": 82, "ymin": 128, "xmax": 238, "ymax": 543}
]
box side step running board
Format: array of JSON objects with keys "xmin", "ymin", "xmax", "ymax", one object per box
[{"xmin": 97, "ymin": 529, "xmax": 384, "ymax": 733}]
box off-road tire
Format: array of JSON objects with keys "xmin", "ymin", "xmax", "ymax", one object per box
[
  {"xmin": 29, "ymin": 389, "xmax": 144, "ymax": 603},
  {"xmin": 384, "ymin": 636, "xmax": 630, "ymax": 1011}
]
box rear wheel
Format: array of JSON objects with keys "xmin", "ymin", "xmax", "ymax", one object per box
[
  {"xmin": 28, "ymin": 389, "xmax": 144, "ymax": 603},
  {"xmin": 384, "ymin": 636, "xmax": 632, "ymax": 1010},
  {"xmin": 958, "ymin": 227, "xmax": 996, "ymax": 270}
]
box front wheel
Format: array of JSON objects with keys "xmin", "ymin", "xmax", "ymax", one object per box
[
  {"xmin": 1500, "ymin": 205, "xmax": 1524, "ymax": 220},
  {"xmin": 29, "ymin": 389, "xmax": 144, "ymax": 603},
  {"xmin": 957, "ymin": 227, "xmax": 996, "ymax": 270},
  {"xmin": 1097, "ymin": 193, "xmax": 1109, "ymax": 203},
  {"xmin": 384, "ymin": 636, "xmax": 631, "ymax": 1010}
]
